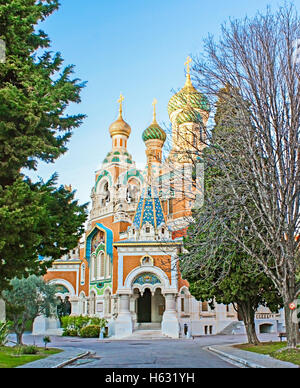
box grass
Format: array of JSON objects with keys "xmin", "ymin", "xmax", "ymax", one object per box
[
  {"xmin": 236, "ymin": 342, "xmax": 300, "ymax": 366},
  {"xmin": 0, "ymin": 346, "xmax": 62, "ymax": 368}
]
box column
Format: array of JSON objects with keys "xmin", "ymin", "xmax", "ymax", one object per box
[
  {"xmin": 162, "ymin": 293, "xmax": 179, "ymax": 338},
  {"xmin": 130, "ymin": 294, "xmax": 139, "ymax": 327},
  {"xmin": 113, "ymin": 293, "xmax": 133, "ymax": 339}
]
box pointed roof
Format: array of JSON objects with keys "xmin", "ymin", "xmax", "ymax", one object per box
[{"xmin": 132, "ymin": 185, "xmax": 166, "ymax": 231}]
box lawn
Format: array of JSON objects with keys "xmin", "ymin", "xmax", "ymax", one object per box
[
  {"xmin": 236, "ymin": 342, "xmax": 300, "ymax": 366},
  {"xmin": 0, "ymin": 346, "xmax": 62, "ymax": 368}
]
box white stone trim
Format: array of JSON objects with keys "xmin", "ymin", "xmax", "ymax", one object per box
[
  {"xmin": 118, "ymin": 253, "xmax": 124, "ymax": 289},
  {"xmin": 123, "ymin": 265, "xmax": 171, "ymax": 290},
  {"xmin": 48, "ymin": 278, "xmax": 76, "ymax": 296}
]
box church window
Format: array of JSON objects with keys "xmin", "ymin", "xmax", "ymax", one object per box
[
  {"xmin": 146, "ymin": 227, "xmax": 150, "ymax": 233},
  {"xmin": 114, "ymin": 139, "xmax": 117, "ymax": 147},
  {"xmin": 100, "ymin": 253, "xmax": 105, "ymax": 278},
  {"xmin": 202, "ymin": 301, "xmax": 208, "ymax": 312},
  {"xmin": 120, "ymin": 139, "xmax": 123, "ymax": 147},
  {"xmin": 181, "ymin": 298, "xmax": 185, "ymax": 312},
  {"xmin": 80, "ymin": 264, "xmax": 85, "ymax": 286},
  {"xmin": 94, "ymin": 256, "xmax": 98, "ymax": 280}
]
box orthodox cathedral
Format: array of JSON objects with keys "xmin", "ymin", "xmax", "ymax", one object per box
[{"xmin": 42, "ymin": 58, "xmax": 283, "ymax": 339}]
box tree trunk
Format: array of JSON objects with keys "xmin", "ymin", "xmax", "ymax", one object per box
[
  {"xmin": 238, "ymin": 302, "xmax": 260, "ymax": 345},
  {"xmin": 16, "ymin": 331, "xmax": 24, "ymax": 346},
  {"xmin": 283, "ymin": 300, "xmax": 298, "ymax": 349}
]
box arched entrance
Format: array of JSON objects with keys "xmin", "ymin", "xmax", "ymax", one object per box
[
  {"xmin": 137, "ymin": 289, "xmax": 152, "ymax": 323},
  {"xmin": 136, "ymin": 288, "xmax": 165, "ymax": 324}
]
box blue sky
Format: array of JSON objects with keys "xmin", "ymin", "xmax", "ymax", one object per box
[{"xmin": 28, "ymin": 0, "xmax": 298, "ymax": 207}]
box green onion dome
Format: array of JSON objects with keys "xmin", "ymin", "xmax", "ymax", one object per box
[
  {"xmin": 142, "ymin": 122, "xmax": 166, "ymax": 143},
  {"xmin": 168, "ymin": 75, "xmax": 210, "ymax": 117},
  {"xmin": 176, "ymin": 106, "xmax": 203, "ymax": 126}
]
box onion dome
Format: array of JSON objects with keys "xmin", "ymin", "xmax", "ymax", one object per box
[
  {"xmin": 176, "ymin": 106, "xmax": 203, "ymax": 126},
  {"xmin": 168, "ymin": 57, "xmax": 210, "ymax": 117},
  {"xmin": 142, "ymin": 99, "xmax": 166, "ymax": 143},
  {"xmin": 142, "ymin": 122, "xmax": 166, "ymax": 142},
  {"xmin": 109, "ymin": 94, "xmax": 131, "ymax": 137}
]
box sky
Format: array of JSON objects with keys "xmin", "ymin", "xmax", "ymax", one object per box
[{"xmin": 27, "ymin": 0, "xmax": 299, "ymax": 208}]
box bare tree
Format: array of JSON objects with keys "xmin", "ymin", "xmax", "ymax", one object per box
[{"xmin": 188, "ymin": 4, "xmax": 300, "ymax": 348}]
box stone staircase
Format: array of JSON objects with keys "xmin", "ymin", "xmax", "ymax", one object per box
[
  {"xmin": 219, "ymin": 321, "xmax": 245, "ymax": 335},
  {"xmin": 135, "ymin": 323, "xmax": 161, "ymax": 331}
]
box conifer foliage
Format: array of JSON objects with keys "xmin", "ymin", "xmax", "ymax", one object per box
[{"xmin": 0, "ymin": 1, "xmax": 88, "ymax": 291}]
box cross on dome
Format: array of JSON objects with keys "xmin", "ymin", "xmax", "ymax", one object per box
[
  {"xmin": 118, "ymin": 93, "xmax": 125, "ymax": 117},
  {"xmin": 152, "ymin": 98, "xmax": 157, "ymax": 123},
  {"xmin": 185, "ymin": 56, "xmax": 192, "ymax": 75}
]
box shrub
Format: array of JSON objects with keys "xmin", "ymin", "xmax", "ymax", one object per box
[
  {"xmin": 43, "ymin": 336, "xmax": 51, "ymax": 349},
  {"xmin": 61, "ymin": 316, "xmax": 108, "ymax": 337},
  {"xmin": 62, "ymin": 328, "xmax": 78, "ymax": 337},
  {"xmin": 19, "ymin": 345, "xmax": 39, "ymax": 355},
  {"xmin": 79, "ymin": 325, "xmax": 100, "ymax": 338}
]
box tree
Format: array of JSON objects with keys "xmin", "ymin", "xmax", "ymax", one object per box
[
  {"xmin": 182, "ymin": 208, "xmax": 283, "ymax": 345},
  {"xmin": 2, "ymin": 275, "xmax": 58, "ymax": 345},
  {"xmin": 181, "ymin": 86, "xmax": 282, "ymax": 344},
  {"xmin": 190, "ymin": 4, "xmax": 300, "ymax": 348},
  {"xmin": 0, "ymin": 0, "xmax": 88, "ymax": 289},
  {"xmin": 0, "ymin": 0, "xmax": 86, "ymax": 187},
  {"xmin": 0, "ymin": 175, "xmax": 88, "ymax": 292}
]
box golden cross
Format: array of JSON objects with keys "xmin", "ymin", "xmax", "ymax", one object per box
[
  {"xmin": 152, "ymin": 98, "xmax": 157, "ymax": 122},
  {"xmin": 118, "ymin": 93, "xmax": 124, "ymax": 116},
  {"xmin": 185, "ymin": 56, "xmax": 192, "ymax": 75}
]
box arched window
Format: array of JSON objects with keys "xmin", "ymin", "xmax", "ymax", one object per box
[
  {"xmin": 100, "ymin": 252, "xmax": 105, "ymax": 278},
  {"xmin": 90, "ymin": 292, "xmax": 96, "ymax": 316},
  {"xmin": 80, "ymin": 263, "xmax": 85, "ymax": 285},
  {"xmin": 94, "ymin": 255, "xmax": 98, "ymax": 281}
]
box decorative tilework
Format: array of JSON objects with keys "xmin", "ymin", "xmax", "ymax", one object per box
[
  {"xmin": 133, "ymin": 185, "xmax": 166, "ymax": 230},
  {"xmin": 133, "ymin": 273, "xmax": 161, "ymax": 285}
]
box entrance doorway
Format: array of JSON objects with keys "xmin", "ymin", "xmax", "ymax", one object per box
[{"xmin": 137, "ymin": 289, "xmax": 152, "ymax": 323}]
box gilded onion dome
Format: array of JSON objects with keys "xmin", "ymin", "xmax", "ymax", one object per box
[
  {"xmin": 168, "ymin": 57, "xmax": 210, "ymax": 117},
  {"xmin": 176, "ymin": 106, "xmax": 203, "ymax": 126},
  {"xmin": 142, "ymin": 99, "xmax": 166, "ymax": 143},
  {"xmin": 109, "ymin": 94, "xmax": 131, "ymax": 138}
]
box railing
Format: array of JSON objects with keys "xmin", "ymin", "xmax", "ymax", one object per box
[{"xmin": 255, "ymin": 313, "xmax": 280, "ymax": 320}]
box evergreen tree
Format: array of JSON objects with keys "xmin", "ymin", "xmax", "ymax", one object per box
[
  {"xmin": 0, "ymin": 1, "xmax": 88, "ymax": 290},
  {"xmin": 0, "ymin": 0, "xmax": 86, "ymax": 186}
]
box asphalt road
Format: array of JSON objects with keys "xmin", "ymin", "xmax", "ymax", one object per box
[{"xmin": 12, "ymin": 333, "xmax": 279, "ymax": 369}]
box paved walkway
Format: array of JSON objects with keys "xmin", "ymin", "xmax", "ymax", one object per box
[
  {"xmin": 208, "ymin": 344, "xmax": 299, "ymax": 369},
  {"xmin": 17, "ymin": 347, "xmax": 90, "ymax": 368}
]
